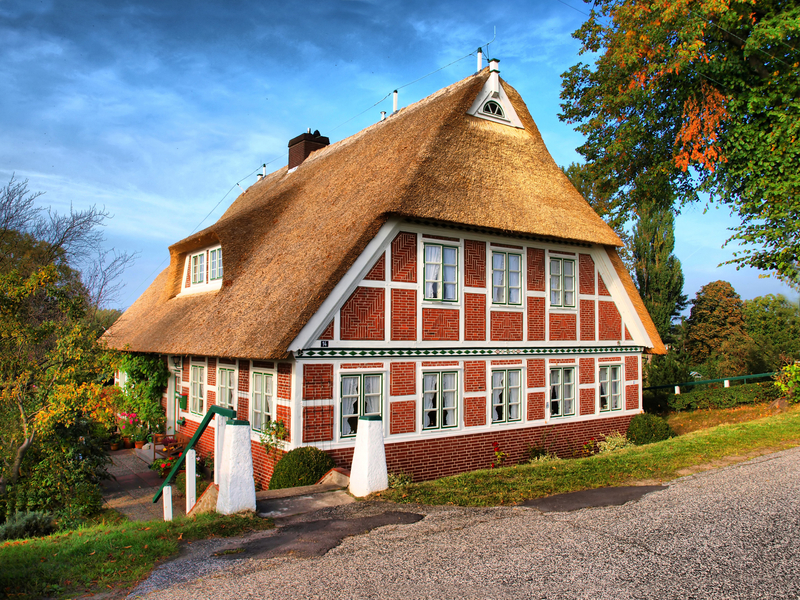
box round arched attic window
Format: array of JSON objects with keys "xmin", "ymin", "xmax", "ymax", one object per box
[{"xmin": 482, "ymin": 100, "xmax": 505, "ymax": 117}]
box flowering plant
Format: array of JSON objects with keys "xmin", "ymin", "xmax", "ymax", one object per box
[
  {"xmin": 150, "ymin": 455, "xmax": 177, "ymax": 478},
  {"xmin": 118, "ymin": 412, "xmax": 138, "ymax": 435},
  {"xmin": 491, "ymin": 441, "xmax": 508, "ymax": 468}
]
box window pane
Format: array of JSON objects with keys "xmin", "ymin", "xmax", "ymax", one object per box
[
  {"xmin": 443, "ymin": 247, "xmax": 457, "ymax": 265},
  {"xmin": 442, "ymin": 372, "xmax": 456, "ymax": 391},
  {"xmin": 563, "ymin": 261, "xmax": 574, "ymax": 277},
  {"xmin": 493, "ymin": 286, "xmax": 505, "ymax": 303},
  {"xmin": 493, "ymin": 270, "xmax": 505, "ymax": 287},
  {"xmin": 425, "ymin": 245, "xmax": 442, "ymax": 264},
  {"xmin": 509, "ymin": 288, "xmax": 520, "ymax": 304},
  {"xmin": 426, "ymin": 282, "xmax": 439, "ymax": 299},
  {"xmin": 508, "ymin": 370, "xmax": 520, "ymax": 387},
  {"xmin": 443, "ymin": 283, "xmax": 456, "ymax": 301},
  {"xmin": 509, "ymin": 254, "xmax": 520, "ymax": 271},
  {"xmin": 509, "ymin": 271, "xmax": 520, "ymax": 288},
  {"xmin": 493, "ymin": 253, "xmax": 505, "ymax": 269},
  {"xmin": 550, "ymin": 259, "xmax": 561, "ymax": 275}
]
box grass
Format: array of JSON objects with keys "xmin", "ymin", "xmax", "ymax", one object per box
[
  {"xmin": 666, "ymin": 401, "xmax": 781, "ymax": 435},
  {"xmin": 376, "ymin": 404, "xmax": 800, "ymax": 507},
  {"xmin": 0, "ymin": 511, "xmax": 273, "ymax": 599}
]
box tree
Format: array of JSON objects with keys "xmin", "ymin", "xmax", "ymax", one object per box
[
  {"xmin": 742, "ymin": 294, "xmax": 800, "ymax": 366},
  {"xmin": 632, "ymin": 200, "xmax": 687, "ymax": 343},
  {"xmin": 684, "ymin": 280, "xmax": 747, "ymax": 365},
  {"xmin": 560, "ymin": 1, "xmax": 800, "ymax": 286}
]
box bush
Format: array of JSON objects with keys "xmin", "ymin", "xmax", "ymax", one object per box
[
  {"xmin": 775, "ymin": 363, "xmax": 800, "ymax": 403},
  {"xmin": 0, "ymin": 511, "xmax": 56, "ymax": 541},
  {"xmin": 667, "ymin": 381, "xmax": 779, "ymax": 412},
  {"xmin": 597, "ymin": 431, "xmax": 634, "ymax": 453},
  {"xmin": 269, "ymin": 446, "xmax": 335, "ymax": 490},
  {"xmin": 627, "ymin": 413, "xmax": 675, "ymax": 445}
]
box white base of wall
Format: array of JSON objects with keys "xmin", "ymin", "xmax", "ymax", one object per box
[{"xmin": 349, "ymin": 417, "xmax": 388, "ymax": 497}]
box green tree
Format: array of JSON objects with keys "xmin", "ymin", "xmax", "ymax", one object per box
[
  {"xmin": 560, "ymin": 0, "xmax": 800, "ymax": 286},
  {"xmin": 742, "ymin": 294, "xmax": 800, "ymax": 367},
  {"xmin": 632, "ymin": 200, "xmax": 687, "ymax": 343},
  {"xmin": 684, "ymin": 280, "xmax": 747, "ymax": 365}
]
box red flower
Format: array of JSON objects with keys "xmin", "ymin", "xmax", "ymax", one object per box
[
  {"xmin": 161, "ymin": 463, "xmax": 167, "ymax": 468},
  {"xmin": 491, "ymin": 463, "xmax": 495, "ymax": 468},
  {"xmin": 492, "ymin": 441, "xmax": 499, "ymax": 448}
]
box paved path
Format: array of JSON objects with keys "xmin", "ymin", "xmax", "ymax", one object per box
[{"xmin": 129, "ymin": 446, "xmax": 800, "ymax": 600}]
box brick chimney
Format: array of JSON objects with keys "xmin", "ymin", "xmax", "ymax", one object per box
[{"xmin": 288, "ymin": 130, "xmax": 329, "ymax": 169}]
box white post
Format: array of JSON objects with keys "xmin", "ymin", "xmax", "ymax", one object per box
[
  {"xmin": 214, "ymin": 413, "xmax": 226, "ymax": 486},
  {"xmin": 186, "ymin": 448, "xmax": 196, "ymax": 514},
  {"xmin": 216, "ymin": 422, "xmax": 256, "ymax": 515},
  {"xmin": 674, "ymin": 386, "xmax": 681, "ymax": 395},
  {"xmin": 724, "ymin": 380, "xmax": 730, "ymax": 388},
  {"xmin": 163, "ymin": 485, "xmax": 173, "ymax": 521},
  {"xmin": 349, "ymin": 416, "xmax": 388, "ymax": 497}
]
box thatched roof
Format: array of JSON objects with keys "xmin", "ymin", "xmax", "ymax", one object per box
[{"xmin": 105, "ymin": 69, "xmax": 663, "ymax": 358}]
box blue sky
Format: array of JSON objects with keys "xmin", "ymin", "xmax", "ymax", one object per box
[{"xmin": 1, "ymin": 0, "xmax": 795, "ymax": 309}]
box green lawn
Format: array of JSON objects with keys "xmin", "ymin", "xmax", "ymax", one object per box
[
  {"xmin": 1, "ymin": 512, "xmax": 273, "ymax": 599},
  {"xmin": 376, "ymin": 405, "xmax": 800, "ymax": 507}
]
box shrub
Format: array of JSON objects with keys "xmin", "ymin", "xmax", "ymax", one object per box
[
  {"xmin": 775, "ymin": 363, "xmax": 800, "ymax": 403},
  {"xmin": 269, "ymin": 446, "xmax": 335, "ymax": 490},
  {"xmin": 388, "ymin": 472, "xmax": 413, "ymax": 488},
  {"xmin": 627, "ymin": 413, "xmax": 675, "ymax": 445},
  {"xmin": 667, "ymin": 381, "xmax": 779, "ymax": 412},
  {"xmin": 597, "ymin": 431, "xmax": 634, "ymax": 453},
  {"xmin": 0, "ymin": 511, "xmax": 56, "ymax": 541}
]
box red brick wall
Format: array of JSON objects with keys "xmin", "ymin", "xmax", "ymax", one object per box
[
  {"xmin": 422, "ymin": 308, "xmax": 459, "ymax": 341},
  {"xmin": 391, "ymin": 232, "xmax": 417, "ymax": 282},
  {"xmin": 319, "ymin": 320, "xmax": 334, "ymax": 340},
  {"xmin": 599, "ymin": 301, "xmax": 622, "ymax": 340},
  {"xmin": 464, "ymin": 240, "xmax": 486, "ymax": 288},
  {"xmin": 207, "ymin": 389, "xmax": 217, "ymax": 408},
  {"xmin": 238, "ymin": 360, "xmax": 249, "ymax": 393},
  {"xmin": 277, "ymin": 363, "xmax": 292, "ymax": 400},
  {"xmin": 276, "ymin": 404, "xmax": 291, "ymax": 442},
  {"xmin": 207, "ymin": 358, "xmax": 217, "ymax": 386},
  {"xmin": 490, "ymin": 311, "xmax": 523, "ymax": 342},
  {"xmin": 527, "ymin": 391, "xmax": 545, "ymax": 421},
  {"xmin": 464, "ymin": 361, "xmax": 486, "ymax": 393},
  {"xmin": 527, "ymin": 359, "xmax": 545, "ymax": 388},
  {"xmin": 390, "ymin": 400, "xmax": 416, "ymax": 434},
  {"xmin": 598, "ymin": 273, "xmax": 611, "ymax": 296},
  {"xmin": 626, "ymin": 355, "xmax": 639, "ymax": 381},
  {"xmin": 527, "ymin": 248, "xmax": 545, "ymax": 291},
  {"xmin": 464, "ymin": 396, "xmax": 486, "ymax": 427},
  {"xmin": 549, "ymin": 313, "xmax": 577, "ymax": 341},
  {"xmin": 325, "ymin": 414, "xmax": 635, "ymax": 482},
  {"xmin": 465, "ymin": 293, "xmax": 486, "ymax": 341},
  {"xmin": 391, "ymin": 289, "xmax": 416, "ymax": 341},
  {"xmin": 626, "ymin": 384, "xmax": 640, "ymax": 410},
  {"xmin": 580, "ymin": 387, "xmax": 595, "ymax": 415},
  {"xmin": 390, "ymin": 362, "xmax": 416, "ymax": 396},
  {"xmin": 579, "ymin": 254, "xmax": 595, "ymax": 295},
  {"xmin": 303, "ymin": 364, "xmax": 333, "ymax": 400},
  {"xmin": 364, "ymin": 252, "xmax": 386, "ymax": 281},
  {"xmin": 625, "ymin": 326, "xmax": 633, "ymax": 341},
  {"xmin": 252, "ymin": 442, "xmax": 284, "ymax": 490},
  {"xmin": 341, "ymin": 287, "xmax": 385, "ymax": 340},
  {"xmin": 182, "ymin": 357, "xmax": 190, "ymax": 381},
  {"xmin": 252, "ymin": 360, "xmax": 274, "ymax": 370},
  {"xmin": 302, "ymin": 406, "xmax": 334, "ymax": 442},
  {"xmin": 341, "ymin": 362, "xmax": 383, "ymax": 369},
  {"xmin": 185, "ymin": 264, "xmax": 191, "ymax": 288},
  {"xmin": 527, "ymin": 296, "xmax": 545, "ymax": 341},
  {"xmin": 179, "ymin": 419, "xmax": 215, "ymax": 459},
  {"xmin": 580, "ymin": 299, "xmax": 595, "ymax": 341},
  {"xmin": 580, "ymin": 357, "xmax": 595, "ymax": 384}
]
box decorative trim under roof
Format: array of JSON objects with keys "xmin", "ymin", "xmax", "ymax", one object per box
[{"xmin": 296, "ymin": 346, "xmax": 645, "ymax": 359}]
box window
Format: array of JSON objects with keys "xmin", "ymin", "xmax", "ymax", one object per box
[
  {"xmin": 549, "ymin": 257, "xmax": 575, "ymax": 307},
  {"xmin": 341, "ymin": 374, "xmax": 382, "ymax": 437},
  {"xmin": 599, "ymin": 365, "xmax": 622, "ymax": 411},
  {"xmin": 491, "ymin": 369, "xmax": 521, "ymax": 423},
  {"xmin": 218, "ymin": 368, "xmax": 235, "ymax": 410},
  {"xmin": 424, "ymin": 244, "xmax": 458, "ymax": 301},
  {"xmin": 210, "ymin": 248, "xmax": 223, "ymax": 281},
  {"xmin": 191, "ymin": 252, "xmax": 205, "ymax": 285},
  {"xmin": 482, "ymin": 100, "xmax": 505, "ymax": 117},
  {"xmin": 190, "ymin": 365, "xmax": 204, "ymax": 414},
  {"xmin": 251, "ymin": 372, "xmax": 273, "ymax": 432},
  {"xmin": 492, "ymin": 251, "xmax": 522, "ymax": 305},
  {"xmin": 422, "ymin": 372, "xmax": 458, "ymax": 430},
  {"xmin": 550, "ymin": 367, "xmax": 575, "ymax": 417}
]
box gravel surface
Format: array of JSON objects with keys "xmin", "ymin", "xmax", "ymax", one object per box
[{"xmin": 129, "ymin": 446, "xmax": 800, "ymax": 599}]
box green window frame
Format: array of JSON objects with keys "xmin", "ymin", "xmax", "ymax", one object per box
[
  {"xmin": 422, "ymin": 371, "xmax": 458, "ymax": 430},
  {"xmin": 549, "ymin": 257, "xmax": 575, "ymax": 307},
  {"xmin": 491, "ymin": 369, "xmax": 521, "ymax": 423},
  {"xmin": 190, "ymin": 365, "xmax": 205, "ymax": 414},
  {"xmin": 210, "ymin": 248, "xmax": 223, "ymax": 281},
  {"xmin": 424, "ymin": 243, "xmax": 458, "ymax": 301},
  {"xmin": 341, "ymin": 374, "xmax": 383, "ymax": 438},
  {"xmin": 218, "ymin": 368, "xmax": 235, "ymax": 410},
  {"xmin": 251, "ymin": 372, "xmax": 273, "ymax": 432},
  {"xmin": 191, "ymin": 252, "xmax": 205, "ymax": 285},
  {"xmin": 492, "ymin": 251, "xmax": 522, "ymax": 305},
  {"xmin": 550, "ymin": 367, "xmax": 575, "ymax": 417},
  {"xmin": 599, "ymin": 365, "xmax": 622, "ymax": 411}
]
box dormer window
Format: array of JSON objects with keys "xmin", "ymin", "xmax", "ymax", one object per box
[
  {"xmin": 210, "ymin": 248, "xmax": 223, "ymax": 280},
  {"xmin": 482, "ymin": 101, "xmax": 505, "ymax": 118},
  {"xmin": 191, "ymin": 253, "xmax": 205, "ymax": 284},
  {"xmin": 181, "ymin": 244, "xmax": 224, "ymax": 296}
]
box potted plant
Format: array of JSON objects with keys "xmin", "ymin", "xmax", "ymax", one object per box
[
  {"xmin": 118, "ymin": 412, "xmax": 138, "ymax": 449},
  {"xmin": 133, "ymin": 427, "xmax": 148, "ymax": 449},
  {"xmin": 109, "ymin": 435, "xmax": 120, "ymax": 452}
]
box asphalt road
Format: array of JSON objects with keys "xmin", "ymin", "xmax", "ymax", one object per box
[{"xmin": 130, "ymin": 446, "xmax": 800, "ymax": 600}]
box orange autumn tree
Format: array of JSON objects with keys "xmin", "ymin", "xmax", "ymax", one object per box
[{"xmin": 560, "ymin": 0, "xmax": 800, "ymax": 286}]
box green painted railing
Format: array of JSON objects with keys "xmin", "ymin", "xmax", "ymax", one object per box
[
  {"xmin": 644, "ymin": 372, "xmax": 775, "ymax": 392},
  {"xmin": 152, "ymin": 405, "xmax": 236, "ymax": 503}
]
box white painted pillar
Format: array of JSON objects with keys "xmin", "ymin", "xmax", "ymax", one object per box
[
  {"xmin": 214, "ymin": 413, "xmax": 226, "ymax": 486},
  {"xmin": 186, "ymin": 448, "xmax": 196, "ymax": 514},
  {"xmin": 216, "ymin": 421, "xmax": 256, "ymax": 515},
  {"xmin": 349, "ymin": 416, "xmax": 388, "ymax": 497},
  {"xmin": 674, "ymin": 386, "xmax": 681, "ymax": 395},
  {"xmin": 163, "ymin": 485, "xmax": 173, "ymax": 521},
  {"xmin": 724, "ymin": 380, "xmax": 730, "ymax": 388}
]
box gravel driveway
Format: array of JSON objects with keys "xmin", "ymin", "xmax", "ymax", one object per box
[{"xmin": 130, "ymin": 446, "xmax": 800, "ymax": 600}]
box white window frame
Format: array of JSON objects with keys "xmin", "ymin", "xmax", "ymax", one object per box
[
  {"xmin": 191, "ymin": 252, "xmax": 206, "ymax": 285},
  {"xmin": 549, "ymin": 257, "xmax": 576, "ymax": 308},
  {"xmin": 340, "ymin": 373, "xmax": 383, "ymax": 438},
  {"xmin": 190, "ymin": 365, "xmax": 205, "ymax": 415},
  {"xmin": 599, "ymin": 365, "xmax": 623, "ymax": 412},
  {"xmin": 491, "ymin": 369, "xmax": 522, "ymax": 423},
  {"xmin": 423, "ymin": 243, "xmax": 459, "ymax": 302},
  {"xmin": 210, "ymin": 247, "xmax": 223, "ymax": 281},
  {"xmin": 550, "ymin": 367, "xmax": 575, "ymax": 418},
  {"xmin": 217, "ymin": 367, "xmax": 236, "ymax": 411},
  {"xmin": 251, "ymin": 371, "xmax": 273, "ymax": 432},
  {"xmin": 422, "ymin": 371, "xmax": 459, "ymax": 431},
  {"xmin": 491, "ymin": 251, "xmax": 522, "ymax": 305}
]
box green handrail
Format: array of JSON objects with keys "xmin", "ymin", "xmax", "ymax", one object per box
[
  {"xmin": 644, "ymin": 372, "xmax": 775, "ymax": 391},
  {"xmin": 152, "ymin": 405, "xmax": 236, "ymax": 503}
]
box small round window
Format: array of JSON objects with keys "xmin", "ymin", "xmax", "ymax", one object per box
[{"xmin": 482, "ymin": 100, "xmax": 505, "ymax": 117}]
